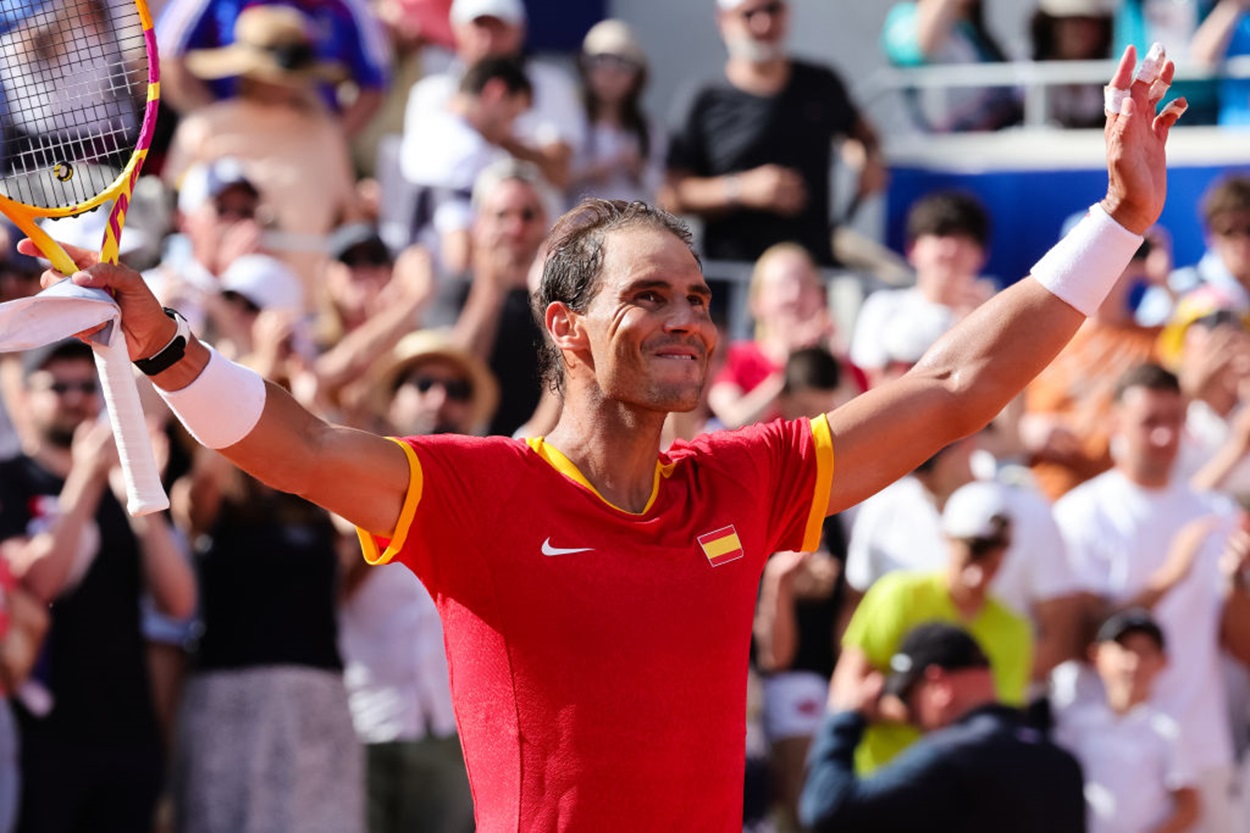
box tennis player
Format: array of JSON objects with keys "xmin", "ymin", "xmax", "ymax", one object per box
[{"xmin": 28, "ymin": 46, "xmax": 1183, "ymax": 833}]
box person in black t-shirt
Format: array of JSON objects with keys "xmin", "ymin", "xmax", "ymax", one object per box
[
  {"xmin": 0, "ymin": 339, "xmax": 196, "ymax": 833},
  {"xmin": 661, "ymin": 0, "xmax": 885, "ymax": 268}
]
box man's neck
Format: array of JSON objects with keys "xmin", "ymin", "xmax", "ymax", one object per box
[
  {"xmin": 544, "ymin": 396, "xmax": 669, "ymax": 514},
  {"xmin": 29, "ymin": 441, "xmax": 71, "ymax": 479},
  {"xmin": 725, "ymin": 56, "xmax": 790, "ymax": 96}
]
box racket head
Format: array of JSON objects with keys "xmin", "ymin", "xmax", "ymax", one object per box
[{"xmin": 0, "ymin": 0, "xmax": 160, "ymax": 265}]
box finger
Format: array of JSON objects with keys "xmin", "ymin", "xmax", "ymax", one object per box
[
  {"xmin": 1108, "ymin": 44, "xmax": 1137, "ymax": 91},
  {"xmin": 16, "ymin": 237, "xmax": 99, "ymax": 271},
  {"xmin": 1154, "ymin": 97, "xmax": 1188, "ymax": 139}
]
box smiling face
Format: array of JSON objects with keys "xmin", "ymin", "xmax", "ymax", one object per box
[{"xmin": 559, "ymin": 225, "xmax": 717, "ymax": 414}]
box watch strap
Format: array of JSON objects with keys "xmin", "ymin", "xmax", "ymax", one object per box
[{"xmin": 134, "ymin": 308, "xmax": 190, "ymax": 376}]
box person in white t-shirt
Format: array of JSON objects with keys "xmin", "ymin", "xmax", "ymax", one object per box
[
  {"xmin": 1053, "ymin": 362, "xmax": 1245, "ymax": 833},
  {"xmin": 849, "ymin": 191, "xmax": 996, "ymax": 388},
  {"xmin": 402, "ymin": 0, "xmax": 585, "ymax": 194},
  {"xmin": 398, "ymin": 55, "xmax": 533, "ymax": 277},
  {"xmin": 1054, "ymin": 608, "xmax": 1199, "ymax": 833},
  {"xmin": 846, "ymin": 443, "xmax": 1084, "ymax": 685}
]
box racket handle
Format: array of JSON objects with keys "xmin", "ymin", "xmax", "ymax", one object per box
[{"xmin": 92, "ymin": 338, "xmax": 169, "ymax": 515}]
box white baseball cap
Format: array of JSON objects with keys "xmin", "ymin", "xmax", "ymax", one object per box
[
  {"xmin": 450, "ymin": 0, "xmax": 526, "ymax": 26},
  {"xmin": 220, "ymin": 254, "xmax": 305, "ymax": 315},
  {"xmin": 941, "ymin": 481, "xmax": 1011, "ymax": 540}
]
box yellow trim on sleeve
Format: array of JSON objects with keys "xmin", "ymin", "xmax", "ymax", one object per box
[
  {"xmin": 356, "ymin": 438, "xmax": 423, "ymax": 565},
  {"xmin": 802, "ymin": 415, "xmax": 835, "ymax": 552}
]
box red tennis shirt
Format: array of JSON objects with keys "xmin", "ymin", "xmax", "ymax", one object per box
[{"xmin": 358, "ymin": 415, "xmax": 833, "ymax": 832}]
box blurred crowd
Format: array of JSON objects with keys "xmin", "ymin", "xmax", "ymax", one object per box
[{"xmin": 1, "ymin": 0, "xmax": 1250, "ymax": 831}]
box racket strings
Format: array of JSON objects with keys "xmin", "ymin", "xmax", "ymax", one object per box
[{"xmin": 0, "ymin": 0, "xmax": 150, "ymax": 209}]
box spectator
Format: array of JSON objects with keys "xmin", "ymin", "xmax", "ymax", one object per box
[
  {"xmin": 0, "ymin": 547, "xmax": 48, "ymax": 833},
  {"xmin": 148, "ymin": 158, "xmax": 266, "ymax": 336},
  {"xmin": 753, "ymin": 346, "xmax": 852, "ymax": 830},
  {"xmin": 0, "ymin": 340, "xmax": 195, "ymax": 833},
  {"xmin": 1145, "ymin": 174, "xmax": 1250, "ymax": 325},
  {"xmin": 849, "ymin": 191, "xmax": 995, "ymax": 388},
  {"xmin": 1190, "ymin": 0, "xmax": 1250, "ymax": 125},
  {"xmin": 1022, "ymin": 225, "xmax": 1169, "ymax": 500},
  {"xmin": 833, "ymin": 480, "xmax": 1033, "ymax": 773},
  {"xmin": 881, "ymin": 0, "xmax": 1024, "ymax": 132},
  {"xmin": 662, "ymin": 0, "xmax": 884, "ymax": 269},
  {"xmin": 568, "ymin": 20, "xmax": 665, "ymax": 206},
  {"xmin": 452, "ymin": 158, "xmax": 550, "ymax": 436},
  {"xmin": 709, "ymin": 243, "xmax": 860, "ymax": 429},
  {"xmin": 1114, "ymin": 0, "xmax": 1220, "ymax": 124},
  {"xmin": 800, "ymin": 622, "xmax": 1085, "ymax": 833},
  {"xmin": 168, "ymin": 310, "xmax": 363, "ymax": 833},
  {"xmin": 1159, "ymin": 286, "xmax": 1250, "ymax": 502},
  {"xmin": 846, "ymin": 453, "xmax": 1085, "ymax": 688},
  {"xmin": 310, "ymin": 224, "xmax": 435, "ymax": 426},
  {"xmin": 338, "ymin": 330, "xmax": 498, "ymax": 833},
  {"xmin": 1030, "ymin": 0, "xmax": 1117, "ymax": 128},
  {"xmin": 1054, "ymin": 609, "xmax": 1200, "ymax": 833},
  {"xmin": 156, "ymin": 0, "xmax": 390, "ymax": 137},
  {"xmin": 401, "ymin": 0, "xmax": 585, "ymax": 192},
  {"xmin": 164, "ymin": 5, "xmax": 362, "ymax": 294},
  {"xmin": 1053, "ymin": 363, "xmax": 1245, "ymax": 832},
  {"xmin": 398, "ymin": 55, "xmax": 533, "ymax": 276}
]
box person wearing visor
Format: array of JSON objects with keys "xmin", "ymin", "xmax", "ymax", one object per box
[{"xmin": 800, "ymin": 621, "xmax": 1085, "ymax": 832}]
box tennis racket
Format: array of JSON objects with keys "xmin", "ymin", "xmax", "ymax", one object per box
[{"xmin": 0, "ymin": 0, "xmax": 165, "ymax": 515}]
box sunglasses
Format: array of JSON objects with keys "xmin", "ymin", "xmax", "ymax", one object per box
[
  {"xmin": 585, "ymin": 53, "xmax": 641, "ymax": 73},
  {"xmin": 342, "ymin": 247, "xmax": 392, "ymax": 269},
  {"xmin": 406, "ymin": 375, "xmax": 473, "ymax": 403},
  {"xmin": 40, "ymin": 379, "xmax": 99, "ymax": 396},
  {"xmin": 738, "ymin": 0, "xmax": 786, "ymax": 23}
]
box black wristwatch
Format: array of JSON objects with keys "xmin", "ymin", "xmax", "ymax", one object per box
[{"xmin": 134, "ymin": 308, "xmax": 191, "ymax": 376}]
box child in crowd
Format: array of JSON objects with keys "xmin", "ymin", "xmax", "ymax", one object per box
[{"xmin": 1054, "ymin": 609, "xmax": 1199, "ymax": 833}]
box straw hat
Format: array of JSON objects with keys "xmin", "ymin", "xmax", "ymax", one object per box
[
  {"xmin": 185, "ymin": 6, "xmax": 347, "ymax": 84},
  {"xmin": 370, "ymin": 330, "xmax": 500, "ymax": 433}
]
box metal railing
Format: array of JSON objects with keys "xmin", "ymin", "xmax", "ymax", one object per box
[{"xmin": 856, "ymin": 55, "xmax": 1250, "ymax": 129}]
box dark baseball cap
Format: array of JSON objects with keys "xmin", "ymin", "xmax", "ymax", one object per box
[
  {"xmin": 21, "ymin": 338, "xmax": 94, "ymax": 378},
  {"xmin": 883, "ymin": 622, "xmax": 991, "ymax": 700},
  {"xmin": 1095, "ymin": 608, "xmax": 1166, "ymax": 650},
  {"xmin": 327, "ymin": 223, "xmax": 391, "ymax": 266}
]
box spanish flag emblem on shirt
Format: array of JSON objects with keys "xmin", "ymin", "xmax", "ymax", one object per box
[{"xmin": 698, "ymin": 525, "xmax": 744, "ymax": 567}]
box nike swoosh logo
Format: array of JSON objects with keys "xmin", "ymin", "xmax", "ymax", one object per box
[{"xmin": 541, "ymin": 537, "xmax": 595, "ymax": 557}]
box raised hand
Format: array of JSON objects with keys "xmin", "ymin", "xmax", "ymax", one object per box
[{"xmin": 1101, "ymin": 44, "xmax": 1187, "ymax": 234}]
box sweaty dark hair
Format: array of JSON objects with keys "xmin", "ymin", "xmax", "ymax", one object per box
[
  {"xmin": 906, "ymin": 190, "xmax": 991, "ymax": 248},
  {"xmin": 533, "ymin": 199, "xmax": 698, "ymax": 392},
  {"xmin": 460, "ymin": 55, "xmax": 533, "ymax": 99}
]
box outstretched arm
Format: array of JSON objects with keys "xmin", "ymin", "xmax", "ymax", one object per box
[
  {"xmin": 20, "ymin": 247, "xmax": 411, "ymax": 538},
  {"xmin": 823, "ymin": 46, "xmax": 1185, "ymax": 515}
]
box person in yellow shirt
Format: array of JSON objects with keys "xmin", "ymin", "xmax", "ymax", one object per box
[{"xmin": 831, "ymin": 479, "xmax": 1033, "ymax": 772}]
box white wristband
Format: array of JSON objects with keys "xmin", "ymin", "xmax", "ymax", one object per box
[
  {"xmin": 157, "ymin": 345, "xmax": 267, "ymax": 449},
  {"xmin": 1029, "ymin": 203, "xmax": 1143, "ymax": 317}
]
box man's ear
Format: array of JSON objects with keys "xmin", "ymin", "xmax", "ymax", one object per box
[{"xmin": 546, "ymin": 302, "xmax": 584, "ymax": 352}]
